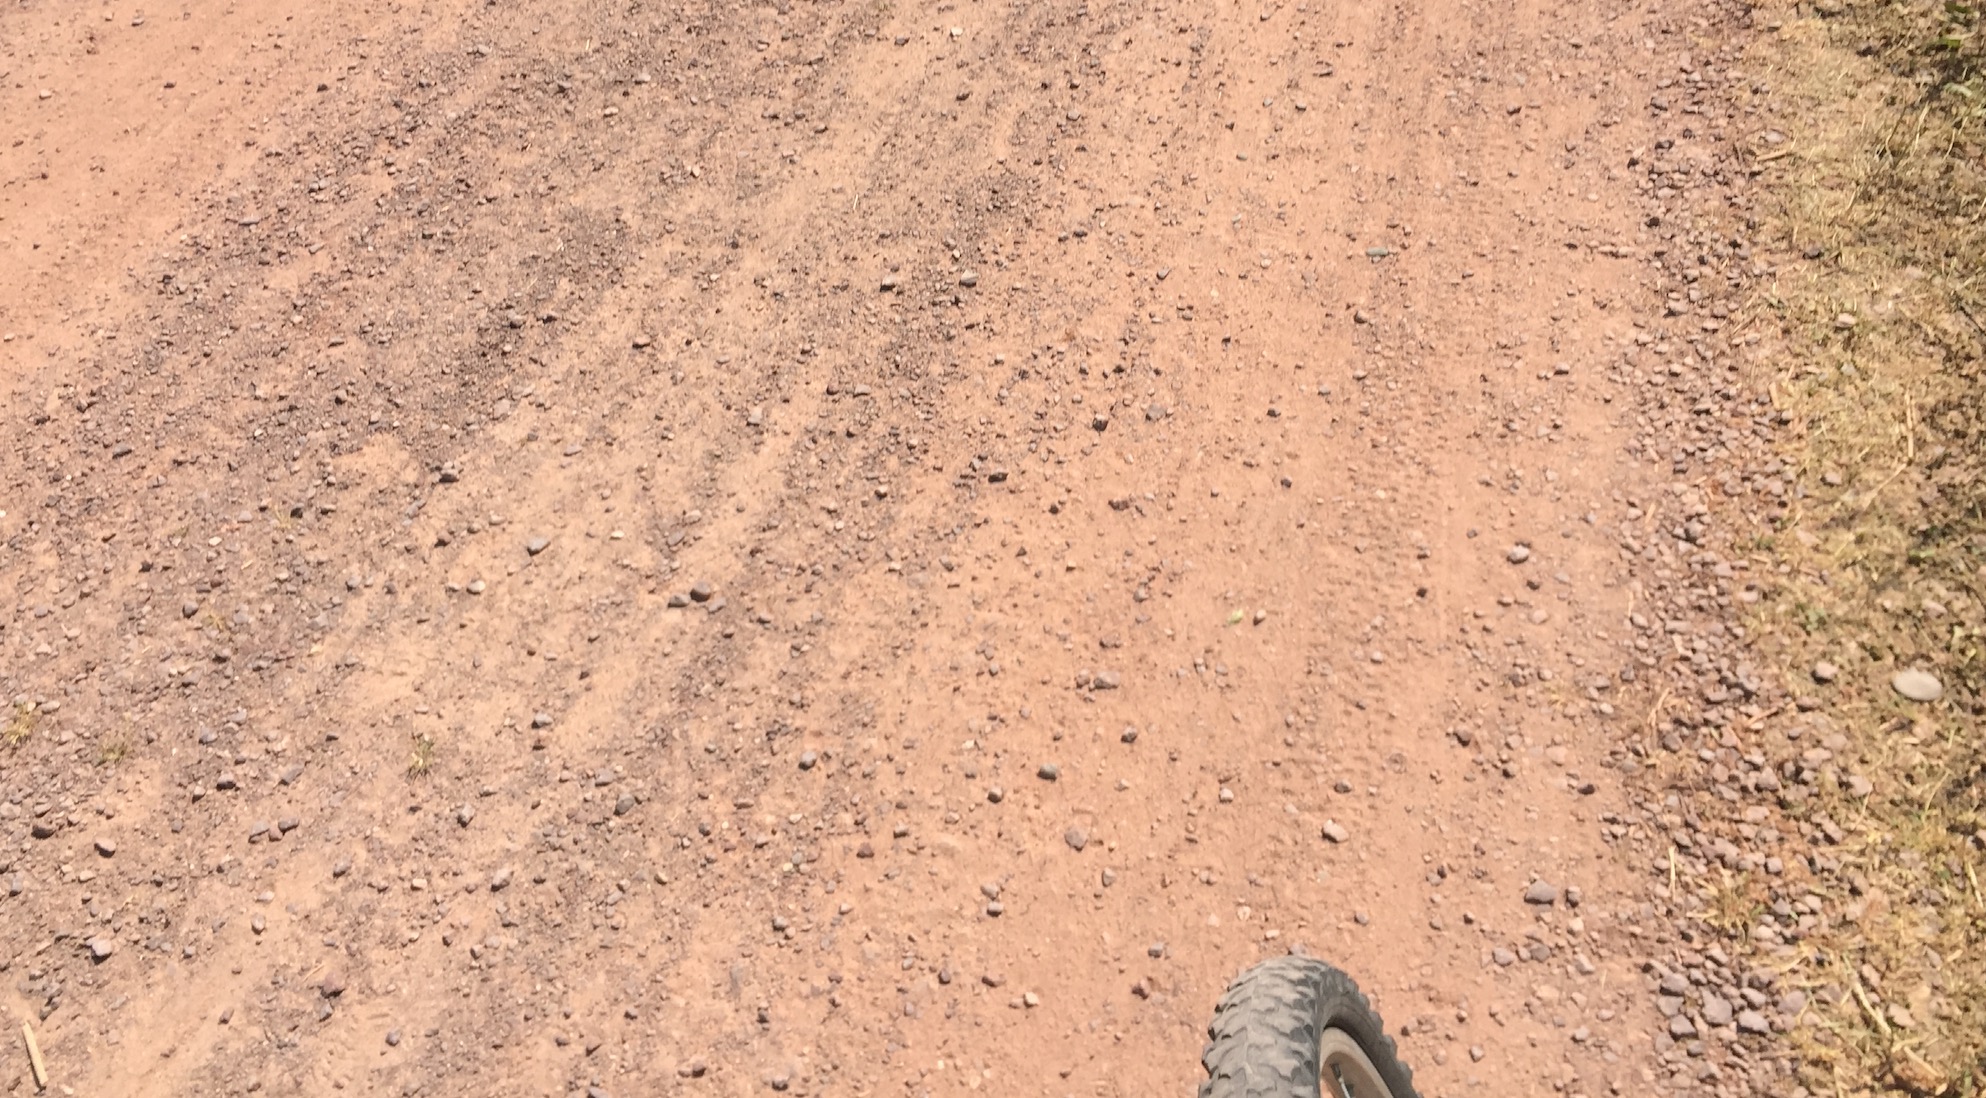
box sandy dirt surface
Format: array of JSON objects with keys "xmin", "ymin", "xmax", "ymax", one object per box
[{"xmin": 3, "ymin": 0, "xmax": 1722, "ymax": 1093}]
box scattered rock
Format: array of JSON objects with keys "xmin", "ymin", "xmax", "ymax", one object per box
[
  {"xmin": 1522, "ymin": 880, "xmax": 1558, "ymax": 905},
  {"xmin": 1063, "ymin": 826, "xmax": 1089, "ymax": 851},
  {"xmin": 94, "ymin": 837, "xmax": 117, "ymax": 857},
  {"xmin": 525, "ymin": 536, "xmax": 551, "ymax": 556},
  {"xmin": 1891, "ymin": 668, "xmax": 1943, "ymax": 702},
  {"xmin": 1320, "ymin": 821, "xmax": 1350, "ymax": 844},
  {"xmin": 1507, "ymin": 544, "xmax": 1532, "ymax": 564}
]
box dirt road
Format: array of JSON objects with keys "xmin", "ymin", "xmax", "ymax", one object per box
[{"xmin": 4, "ymin": 0, "xmax": 1700, "ymax": 1093}]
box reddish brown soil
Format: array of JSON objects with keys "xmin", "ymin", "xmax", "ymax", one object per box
[{"xmin": 4, "ymin": 0, "xmax": 1696, "ymax": 1093}]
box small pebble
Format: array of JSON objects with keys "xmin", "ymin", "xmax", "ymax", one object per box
[
  {"xmin": 525, "ymin": 536, "xmax": 551, "ymax": 556},
  {"xmin": 1037, "ymin": 763, "xmax": 1060, "ymax": 781},
  {"xmin": 1320, "ymin": 820, "xmax": 1350, "ymax": 844},
  {"xmin": 1507, "ymin": 544, "xmax": 1531, "ymax": 564},
  {"xmin": 1892, "ymin": 668, "xmax": 1943, "ymax": 702},
  {"xmin": 1522, "ymin": 880, "xmax": 1558, "ymax": 905},
  {"xmin": 95, "ymin": 837, "xmax": 117, "ymax": 857},
  {"xmin": 1064, "ymin": 826, "xmax": 1089, "ymax": 851},
  {"xmin": 1810, "ymin": 661, "xmax": 1838, "ymax": 684}
]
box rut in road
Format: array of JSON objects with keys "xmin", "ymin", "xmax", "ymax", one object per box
[{"xmin": 0, "ymin": 0, "xmax": 1687, "ymax": 1094}]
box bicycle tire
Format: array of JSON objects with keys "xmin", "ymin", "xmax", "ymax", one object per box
[{"xmin": 1199, "ymin": 955, "xmax": 1421, "ymax": 1098}]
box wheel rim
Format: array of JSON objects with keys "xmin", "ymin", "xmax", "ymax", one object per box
[{"xmin": 1319, "ymin": 1027, "xmax": 1397, "ymax": 1098}]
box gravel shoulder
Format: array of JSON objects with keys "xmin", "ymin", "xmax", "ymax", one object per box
[{"xmin": 1596, "ymin": 1, "xmax": 1985, "ymax": 1095}]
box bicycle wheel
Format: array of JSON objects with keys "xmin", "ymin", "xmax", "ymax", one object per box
[{"xmin": 1199, "ymin": 955, "xmax": 1421, "ymax": 1098}]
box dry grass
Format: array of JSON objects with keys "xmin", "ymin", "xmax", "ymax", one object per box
[
  {"xmin": 406, "ymin": 731, "xmax": 437, "ymax": 778},
  {"xmin": 3, "ymin": 703, "xmax": 36, "ymax": 749},
  {"xmin": 1737, "ymin": 1, "xmax": 1985, "ymax": 1094}
]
